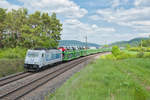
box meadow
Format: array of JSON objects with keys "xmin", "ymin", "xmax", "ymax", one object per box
[
  {"xmin": 0, "ymin": 59, "xmax": 24, "ymax": 77},
  {"xmin": 48, "ymin": 58, "xmax": 150, "ymax": 100},
  {"xmin": 47, "ymin": 46, "xmax": 150, "ymax": 100},
  {"xmin": 0, "ymin": 48, "xmax": 27, "ymax": 78}
]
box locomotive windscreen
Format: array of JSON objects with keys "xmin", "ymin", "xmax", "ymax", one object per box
[{"xmin": 27, "ymin": 52, "xmax": 39, "ymax": 57}]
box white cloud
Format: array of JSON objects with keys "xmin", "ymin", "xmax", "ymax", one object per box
[
  {"xmin": 95, "ymin": 6, "xmax": 150, "ymax": 32},
  {"xmin": 86, "ymin": 0, "xmax": 150, "ymax": 44},
  {"xmin": 0, "ymin": 0, "xmax": 20, "ymax": 10},
  {"xmin": 104, "ymin": 32, "xmax": 150, "ymax": 44},
  {"xmin": 112, "ymin": 0, "xmax": 120, "ymax": 8},
  {"xmin": 1, "ymin": 0, "xmax": 150, "ymax": 44},
  {"xmin": 63, "ymin": 19, "xmax": 115, "ymax": 34},
  {"xmin": 131, "ymin": 21, "xmax": 150, "ymax": 26},
  {"xmin": 134, "ymin": 0, "xmax": 142, "ymax": 6},
  {"xmin": 62, "ymin": 19, "xmax": 116, "ymax": 44},
  {"xmin": 89, "ymin": 15, "xmax": 102, "ymax": 21},
  {"xmin": 18, "ymin": 0, "xmax": 88, "ymax": 18},
  {"xmin": 134, "ymin": 0, "xmax": 150, "ymax": 7},
  {"xmin": 94, "ymin": 0, "xmax": 150, "ymax": 29},
  {"xmin": 0, "ymin": 0, "xmax": 87, "ymax": 18}
]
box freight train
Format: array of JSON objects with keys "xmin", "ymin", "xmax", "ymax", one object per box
[{"xmin": 24, "ymin": 47, "xmax": 111, "ymax": 71}]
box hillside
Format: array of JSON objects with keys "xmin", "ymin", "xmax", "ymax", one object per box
[
  {"xmin": 111, "ymin": 37, "xmax": 149, "ymax": 46},
  {"xmin": 59, "ymin": 40, "xmax": 100, "ymax": 48}
]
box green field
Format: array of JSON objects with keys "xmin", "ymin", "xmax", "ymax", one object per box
[
  {"xmin": 0, "ymin": 59, "xmax": 24, "ymax": 78},
  {"xmin": 123, "ymin": 50, "xmax": 150, "ymax": 55},
  {"xmin": 47, "ymin": 58, "xmax": 150, "ymax": 100},
  {"xmin": 122, "ymin": 50, "xmax": 138, "ymax": 54},
  {"xmin": 0, "ymin": 48, "xmax": 26, "ymax": 78}
]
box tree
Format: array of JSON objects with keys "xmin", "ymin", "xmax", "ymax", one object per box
[
  {"xmin": 141, "ymin": 39, "xmax": 150, "ymax": 47},
  {"xmin": 49, "ymin": 13, "xmax": 62, "ymax": 47},
  {"xmin": 0, "ymin": 8, "xmax": 62, "ymax": 49},
  {"xmin": 126, "ymin": 44, "xmax": 130, "ymax": 50},
  {"xmin": 4, "ymin": 8, "xmax": 28, "ymax": 47},
  {"xmin": 0, "ymin": 8, "xmax": 6, "ymax": 48},
  {"xmin": 112, "ymin": 46, "xmax": 121, "ymax": 56}
]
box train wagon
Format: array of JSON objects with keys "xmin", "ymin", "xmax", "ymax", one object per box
[
  {"xmin": 63, "ymin": 50, "xmax": 75, "ymax": 61},
  {"xmin": 24, "ymin": 47, "xmax": 111, "ymax": 71}
]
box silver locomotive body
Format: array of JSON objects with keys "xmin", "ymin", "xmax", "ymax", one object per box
[{"xmin": 24, "ymin": 49, "xmax": 62, "ymax": 71}]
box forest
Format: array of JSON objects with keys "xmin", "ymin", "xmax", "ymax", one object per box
[{"xmin": 0, "ymin": 8, "xmax": 62, "ymax": 49}]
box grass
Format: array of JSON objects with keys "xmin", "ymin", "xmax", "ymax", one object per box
[
  {"xmin": 122, "ymin": 50, "xmax": 138, "ymax": 54},
  {"xmin": 47, "ymin": 58, "xmax": 150, "ymax": 100},
  {"xmin": 0, "ymin": 47, "xmax": 27, "ymax": 59},
  {"xmin": 0, "ymin": 48, "xmax": 26, "ymax": 78},
  {"xmin": 0, "ymin": 59, "xmax": 24, "ymax": 78},
  {"xmin": 123, "ymin": 50, "xmax": 150, "ymax": 55}
]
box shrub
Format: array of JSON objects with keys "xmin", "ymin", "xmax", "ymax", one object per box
[
  {"xmin": 126, "ymin": 44, "xmax": 131, "ymax": 50},
  {"xmin": 101, "ymin": 51, "xmax": 137, "ymax": 60},
  {"xmin": 140, "ymin": 48, "xmax": 146, "ymax": 52},
  {"xmin": 137, "ymin": 52, "xmax": 144, "ymax": 58},
  {"xmin": 143, "ymin": 53, "xmax": 150, "ymax": 58},
  {"xmin": 116, "ymin": 52, "xmax": 136, "ymax": 60},
  {"xmin": 129, "ymin": 47, "xmax": 141, "ymax": 51},
  {"xmin": 101, "ymin": 54, "xmax": 116, "ymax": 60},
  {"xmin": 0, "ymin": 59, "xmax": 24, "ymax": 78},
  {"xmin": 146, "ymin": 48, "xmax": 150, "ymax": 52},
  {"xmin": 129, "ymin": 47, "xmax": 150, "ymax": 52},
  {"xmin": 112, "ymin": 46, "xmax": 121, "ymax": 57},
  {"xmin": 0, "ymin": 47, "xmax": 27, "ymax": 59}
]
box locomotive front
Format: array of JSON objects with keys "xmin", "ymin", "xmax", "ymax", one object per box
[{"xmin": 24, "ymin": 50, "xmax": 44, "ymax": 71}]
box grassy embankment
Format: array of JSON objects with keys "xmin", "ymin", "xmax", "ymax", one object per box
[
  {"xmin": 47, "ymin": 46, "xmax": 150, "ymax": 100},
  {"xmin": 47, "ymin": 58, "xmax": 150, "ymax": 100},
  {"xmin": 0, "ymin": 48, "xmax": 27, "ymax": 78}
]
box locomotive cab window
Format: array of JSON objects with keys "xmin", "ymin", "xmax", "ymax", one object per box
[
  {"xmin": 27, "ymin": 52, "xmax": 39, "ymax": 57},
  {"xmin": 42, "ymin": 53, "xmax": 44, "ymax": 57}
]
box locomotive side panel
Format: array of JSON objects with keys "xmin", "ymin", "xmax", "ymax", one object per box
[
  {"xmin": 24, "ymin": 49, "xmax": 62, "ymax": 71},
  {"xmin": 44, "ymin": 50, "xmax": 62, "ymax": 66}
]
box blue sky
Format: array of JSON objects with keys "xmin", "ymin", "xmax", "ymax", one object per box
[{"xmin": 0, "ymin": 0, "xmax": 150, "ymax": 44}]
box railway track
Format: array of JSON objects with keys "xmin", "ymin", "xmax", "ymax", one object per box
[
  {"xmin": 0, "ymin": 53, "xmax": 103, "ymax": 100},
  {"xmin": 0, "ymin": 72, "xmax": 33, "ymax": 87}
]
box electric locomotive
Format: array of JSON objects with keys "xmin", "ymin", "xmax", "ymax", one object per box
[
  {"xmin": 24, "ymin": 48, "xmax": 62, "ymax": 71},
  {"xmin": 24, "ymin": 47, "xmax": 112, "ymax": 71}
]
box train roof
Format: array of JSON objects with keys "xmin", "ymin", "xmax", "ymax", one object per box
[
  {"xmin": 28, "ymin": 49, "xmax": 61, "ymax": 52},
  {"xmin": 33, "ymin": 48, "xmax": 57, "ymax": 50}
]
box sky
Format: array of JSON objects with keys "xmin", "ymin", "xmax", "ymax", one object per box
[{"xmin": 0, "ymin": 0, "xmax": 150, "ymax": 45}]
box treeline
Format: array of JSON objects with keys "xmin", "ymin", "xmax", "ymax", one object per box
[
  {"xmin": 141, "ymin": 39, "xmax": 150, "ymax": 47},
  {"xmin": 0, "ymin": 8, "xmax": 62, "ymax": 48}
]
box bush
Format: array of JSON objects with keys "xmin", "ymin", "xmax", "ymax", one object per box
[
  {"xmin": 143, "ymin": 53, "xmax": 150, "ymax": 58},
  {"xmin": 126, "ymin": 44, "xmax": 131, "ymax": 50},
  {"xmin": 0, "ymin": 47, "xmax": 27, "ymax": 59},
  {"xmin": 146, "ymin": 48, "xmax": 150, "ymax": 52},
  {"xmin": 141, "ymin": 48, "xmax": 147, "ymax": 52},
  {"xmin": 101, "ymin": 51, "xmax": 137, "ymax": 60},
  {"xmin": 0, "ymin": 59, "xmax": 24, "ymax": 78},
  {"xmin": 129, "ymin": 47, "xmax": 150, "ymax": 52},
  {"xmin": 129, "ymin": 47, "xmax": 141, "ymax": 51},
  {"xmin": 112, "ymin": 46, "xmax": 121, "ymax": 56},
  {"xmin": 101, "ymin": 54, "xmax": 116, "ymax": 60},
  {"xmin": 137, "ymin": 52, "xmax": 144, "ymax": 58},
  {"xmin": 116, "ymin": 52, "xmax": 136, "ymax": 60}
]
